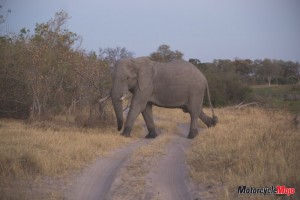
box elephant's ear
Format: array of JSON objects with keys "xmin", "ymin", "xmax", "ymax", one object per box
[{"xmin": 136, "ymin": 59, "xmax": 155, "ymax": 91}]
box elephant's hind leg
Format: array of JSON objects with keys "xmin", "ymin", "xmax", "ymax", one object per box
[
  {"xmin": 187, "ymin": 95, "xmax": 201, "ymax": 139},
  {"xmin": 142, "ymin": 103, "xmax": 157, "ymax": 139},
  {"xmin": 187, "ymin": 106, "xmax": 200, "ymax": 139},
  {"xmin": 187, "ymin": 113, "xmax": 199, "ymax": 139}
]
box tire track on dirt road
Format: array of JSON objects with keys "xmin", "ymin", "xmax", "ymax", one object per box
[
  {"xmin": 147, "ymin": 123, "xmax": 215, "ymax": 200},
  {"xmin": 147, "ymin": 134, "xmax": 193, "ymax": 199},
  {"xmin": 71, "ymin": 138, "xmax": 150, "ymax": 200},
  {"xmin": 70, "ymin": 123, "xmax": 214, "ymax": 200}
]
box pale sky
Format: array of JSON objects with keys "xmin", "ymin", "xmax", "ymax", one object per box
[{"xmin": 2, "ymin": 0, "xmax": 300, "ymax": 62}]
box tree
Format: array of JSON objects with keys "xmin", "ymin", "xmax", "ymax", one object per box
[
  {"xmin": 0, "ymin": 4, "xmax": 11, "ymax": 32},
  {"xmin": 0, "ymin": 34, "xmax": 31, "ymax": 118},
  {"xmin": 99, "ymin": 46, "xmax": 134, "ymax": 66},
  {"xmin": 234, "ymin": 59, "xmax": 253, "ymax": 76},
  {"xmin": 190, "ymin": 60, "xmax": 251, "ymax": 106},
  {"xmin": 149, "ymin": 44, "xmax": 183, "ymax": 62},
  {"xmin": 189, "ymin": 58, "xmax": 201, "ymax": 65},
  {"xmin": 278, "ymin": 60, "xmax": 300, "ymax": 84},
  {"xmin": 25, "ymin": 10, "xmax": 81, "ymax": 117},
  {"xmin": 256, "ymin": 59, "xmax": 280, "ymax": 86},
  {"xmin": 70, "ymin": 50, "xmax": 111, "ymax": 119},
  {"xmin": 0, "ymin": 10, "xmax": 115, "ymax": 122}
]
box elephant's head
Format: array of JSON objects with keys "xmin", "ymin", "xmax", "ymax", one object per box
[{"xmin": 110, "ymin": 57, "xmax": 155, "ymax": 131}]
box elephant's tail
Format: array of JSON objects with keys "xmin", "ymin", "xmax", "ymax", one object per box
[{"xmin": 206, "ymin": 83, "xmax": 215, "ymax": 118}]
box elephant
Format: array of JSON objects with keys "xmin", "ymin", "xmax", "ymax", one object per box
[{"xmin": 110, "ymin": 57, "xmax": 217, "ymax": 139}]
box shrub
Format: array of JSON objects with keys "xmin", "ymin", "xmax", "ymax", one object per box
[{"xmin": 204, "ymin": 71, "xmax": 252, "ymax": 107}]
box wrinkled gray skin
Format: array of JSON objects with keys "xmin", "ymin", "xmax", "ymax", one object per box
[{"xmin": 110, "ymin": 57, "xmax": 217, "ymax": 139}]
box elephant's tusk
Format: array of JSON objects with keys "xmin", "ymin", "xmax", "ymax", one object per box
[
  {"xmin": 119, "ymin": 95, "xmax": 126, "ymax": 101},
  {"xmin": 99, "ymin": 95, "xmax": 110, "ymax": 103}
]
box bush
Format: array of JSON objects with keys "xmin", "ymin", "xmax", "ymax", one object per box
[
  {"xmin": 204, "ymin": 71, "xmax": 252, "ymax": 107},
  {"xmin": 0, "ymin": 67, "xmax": 31, "ymax": 119},
  {"xmin": 0, "ymin": 11, "xmax": 112, "ymax": 121}
]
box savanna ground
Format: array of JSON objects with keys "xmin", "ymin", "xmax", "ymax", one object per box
[
  {"xmin": 0, "ymin": 101, "xmax": 299, "ymax": 199},
  {"xmin": 251, "ymin": 84, "xmax": 300, "ymax": 113},
  {"xmin": 189, "ymin": 107, "xmax": 300, "ymax": 199},
  {"xmin": 0, "ymin": 117, "xmax": 133, "ymax": 199}
]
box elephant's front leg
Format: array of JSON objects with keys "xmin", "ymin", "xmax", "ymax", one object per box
[
  {"xmin": 142, "ymin": 103, "xmax": 157, "ymax": 139},
  {"xmin": 122, "ymin": 95, "xmax": 147, "ymax": 137}
]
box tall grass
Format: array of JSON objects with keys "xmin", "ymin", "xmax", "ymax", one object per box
[
  {"xmin": 0, "ymin": 107, "xmax": 188, "ymax": 179},
  {"xmin": 188, "ymin": 107, "xmax": 300, "ymax": 199},
  {"xmin": 0, "ymin": 119, "xmax": 132, "ymax": 199},
  {"xmin": 0, "ymin": 120, "xmax": 131, "ymax": 177}
]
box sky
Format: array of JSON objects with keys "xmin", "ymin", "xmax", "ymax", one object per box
[{"xmin": 2, "ymin": 0, "xmax": 300, "ymax": 62}]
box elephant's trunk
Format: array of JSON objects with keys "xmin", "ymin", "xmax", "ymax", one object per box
[{"xmin": 111, "ymin": 89, "xmax": 123, "ymax": 131}]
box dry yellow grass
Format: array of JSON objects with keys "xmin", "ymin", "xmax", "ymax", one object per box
[
  {"xmin": 0, "ymin": 107, "xmax": 185, "ymax": 199},
  {"xmin": 0, "ymin": 119, "xmax": 132, "ymax": 199},
  {"xmin": 152, "ymin": 107, "xmax": 190, "ymax": 133},
  {"xmin": 188, "ymin": 107, "xmax": 300, "ymax": 199},
  {"xmin": 132, "ymin": 106, "xmax": 190, "ymax": 136},
  {"xmin": 0, "ymin": 107, "xmax": 187, "ymax": 178},
  {"xmin": 0, "ymin": 120, "xmax": 131, "ymax": 177},
  {"xmin": 4, "ymin": 106, "xmax": 297, "ymax": 199}
]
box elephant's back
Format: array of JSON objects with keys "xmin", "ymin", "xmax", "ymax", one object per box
[{"xmin": 159, "ymin": 60, "xmax": 207, "ymax": 83}]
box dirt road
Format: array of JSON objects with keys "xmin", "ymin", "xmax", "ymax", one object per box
[
  {"xmin": 71, "ymin": 139, "xmax": 150, "ymax": 200},
  {"xmin": 147, "ymin": 135, "xmax": 193, "ymax": 199},
  {"xmin": 71, "ymin": 124, "xmax": 210, "ymax": 200}
]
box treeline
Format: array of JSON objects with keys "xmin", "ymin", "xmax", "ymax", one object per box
[
  {"xmin": 0, "ymin": 11, "xmax": 133, "ymax": 120},
  {"xmin": 189, "ymin": 59, "xmax": 300, "ymax": 106},
  {"xmin": 1, "ymin": 11, "xmax": 299, "ymax": 120},
  {"xmin": 149, "ymin": 45, "xmax": 300, "ymax": 106}
]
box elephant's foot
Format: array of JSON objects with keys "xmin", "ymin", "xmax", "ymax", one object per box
[
  {"xmin": 121, "ymin": 127, "xmax": 131, "ymax": 137},
  {"xmin": 145, "ymin": 128, "xmax": 157, "ymax": 139},
  {"xmin": 145, "ymin": 132, "xmax": 157, "ymax": 139},
  {"xmin": 187, "ymin": 128, "xmax": 198, "ymax": 139}
]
